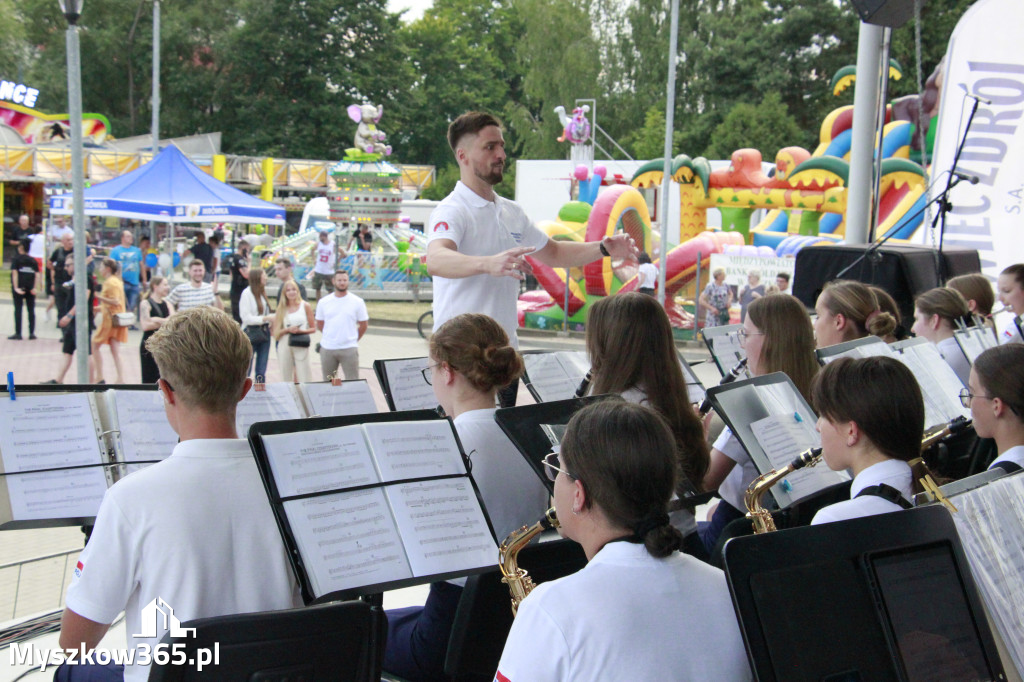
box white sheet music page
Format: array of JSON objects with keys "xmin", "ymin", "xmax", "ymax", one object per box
[
  {"xmin": 0, "ymin": 393, "xmax": 108, "ymax": 520},
  {"xmin": 235, "ymin": 383, "xmax": 304, "ymax": 436},
  {"xmin": 894, "ymin": 343, "xmax": 969, "ymax": 427},
  {"xmin": 711, "ymin": 333, "xmax": 745, "ymax": 370},
  {"xmin": 284, "ymin": 488, "xmax": 411, "ymax": 597},
  {"xmin": 955, "ymin": 328, "xmax": 994, "ymax": 364},
  {"xmin": 384, "ymin": 358, "xmax": 437, "ymax": 411},
  {"xmin": 263, "ymin": 424, "xmax": 380, "ymax": 497},
  {"xmin": 363, "ymin": 420, "xmax": 466, "ymax": 482},
  {"xmin": 821, "ymin": 338, "xmax": 894, "ymax": 363},
  {"xmin": 385, "ymin": 478, "xmax": 496, "ymax": 577},
  {"xmin": 749, "ymin": 414, "xmax": 847, "ymax": 503},
  {"xmin": 523, "ymin": 353, "xmax": 577, "ymax": 402},
  {"xmin": 107, "ymin": 390, "xmax": 177, "ymax": 469},
  {"xmin": 300, "ymin": 381, "xmax": 378, "ymax": 418}
]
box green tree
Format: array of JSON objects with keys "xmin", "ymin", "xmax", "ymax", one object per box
[
  {"xmin": 704, "ymin": 92, "xmax": 803, "ymax": 161},
  {"xmin": 623, "ymin": 106, "xmax": 683, "ymax": 160},
  {"xmin": 0, "ymin": 0, "xmax": 28, "ymax": 81}
]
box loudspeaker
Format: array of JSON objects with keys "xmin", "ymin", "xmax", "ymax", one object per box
[
  {"xmin": 847, "ymin": 0, "xmax": 922, "ymax": 28},
  {"xmin": 792, "ymin": 244, "xmax": 980, "ymax": 326}
]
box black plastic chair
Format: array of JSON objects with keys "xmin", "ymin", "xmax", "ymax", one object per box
[
  {"xmin": 148, "ymin": 599, "xmax": 384, "ymax": 681},
  {"xmin": 443, "ymin": 537, "xmax": 588, "ymax": 682}
]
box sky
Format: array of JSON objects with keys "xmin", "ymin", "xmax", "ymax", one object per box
[{"xmin": 388, "ymin": 0, "xmax": 433, "ymax": 22}]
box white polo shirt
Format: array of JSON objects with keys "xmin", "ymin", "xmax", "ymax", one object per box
[
  {"xmin": 714, "ymin": 427, "xmax": 758, "ymax": 512},
  {"xmin": 313, "ymin": 238, "xmax": 336, "ymax": 275},
  {"xmin": 988, "ymin": 444, "xmax": 1024, "ymax": 472},
  {"xmin": 427, "ymin": 181, "xmax": 549, "ymax": 347},
  {"xmin": 811, "ymin": 458, "xmax": 913, "ymax": 525},
  {"xmin": 65, "ymin": 439, "xmax": 302, "ymax": 682},
  {"xmin": 315, "ymin": 291, "xmax": 368, "ymax": 350},
  {"xmin": 496, "ymin": 541, "xmax": 752, "ymax": 682}
]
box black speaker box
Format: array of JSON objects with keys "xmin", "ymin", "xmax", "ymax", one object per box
[
  {"xmin": 792, "ymin": 244, "xmax": 981, "ymax": 326},
  {"xmin": 848, "ymin": 0, "xmax": 922, "ymax": 28}
]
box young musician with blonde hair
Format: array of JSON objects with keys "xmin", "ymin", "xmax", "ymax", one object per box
[
  {"xmin": 810, "ymin": 356, "xmax": 924, "ymax": 525},
  {"xmin": 700, "ymin": 294, "xmax": 819, "ymax": 553},
  {"xmin": 813, "ymin": 279, "xmax": 897, "ymax": 348},
  {"xmin": 968, "ymin": 345, "xmax": 1024, "ymax": 474},
  {"xmin": 383, "ymin": 313, "xmax": 548, "ymax": 682},
  {"xmin": 585, "ymin": 292, "xmax": 709, "ymax": 552},
  {"xmin": 910, "ymin": 287, "xmax": 972, "ymax": 385},
  {"xmin": 496, "ymin": 400, "xmax": 751, "ymax": 682}
]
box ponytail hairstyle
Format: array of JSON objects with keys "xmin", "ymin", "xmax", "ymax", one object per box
[
  {"xmin": 947, "ymin": 273, "xmax": 995, "ymax": 318},
  {"xmin": 561, "ymin": 399, "xmax": 683, "ymax": 558},
  {"xmin": 869, "ymin": 286, "xmax": 907, "ymax": 341},
  {"xmin": 586, "ymin": 292, "xmax": 710, "ymax": 489},
  {"xmin": 812, "ymin": 356, "xmax": 924, "ymax": 464},
  {"xmin": 1001, "ymin": 263, "xmax": 1024, "ymax": 289},
  {"xmin": 430, "ymin": 313, "xmax": 524, "ymax": 393},
  {"xmin": 144, "ymin": 276, "xmax": 166, "ymax": 301},
  {"xmin": 915, "ymin": 287, "xmax": 971, "ymax": 330},
  {"xmin": 819, "ymin": 280, "xmax": 897, "ymax": 340},
  {"xmin": 973, "ymin": 345, "xmax": 1024, "ymax": 421}
]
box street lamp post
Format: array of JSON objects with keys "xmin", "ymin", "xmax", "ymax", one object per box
[{"xmin": 58, "ymin": 0, "xmax": 89, "ymax": 384}]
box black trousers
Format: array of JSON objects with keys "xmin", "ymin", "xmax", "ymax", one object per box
[{"xmin": 12, "ymin": 290, "xmax": 35, "ymax": 337}]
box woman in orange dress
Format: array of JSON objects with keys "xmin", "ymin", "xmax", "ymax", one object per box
[{"xmin": 92, "ymin": 257, "xmax": 128, "ymax": 384}]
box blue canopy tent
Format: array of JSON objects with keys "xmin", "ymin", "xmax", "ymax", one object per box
[{"xmin": 49, "ymin": 144, "xmax": 285, "ymax": 226}]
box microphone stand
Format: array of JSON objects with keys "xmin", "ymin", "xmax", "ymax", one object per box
[
  {"xmin": 935, "ymin": 93, "xmax": 984, "ymax": 285},
  {"xmin": 835, "ymin": 175, "xmax": 966, "ymax": 283}
]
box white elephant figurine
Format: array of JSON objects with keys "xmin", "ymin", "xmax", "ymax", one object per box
[{"xmin": 347, "ymin": 103, "xmax": 392, "ymax": 156}]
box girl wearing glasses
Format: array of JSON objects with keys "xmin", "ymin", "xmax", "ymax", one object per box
[
  {"xmin": 700, "ymin": 293, "xmax": 819, "ymax": 553},
  {"xmin": 968, "ymin": 345, "xmax": 1024, "ymax": 474},
  {"xmin": 909, "ymin": 287, "xmax": 972, "ymax": 386},
  {"xmin": 496, "ymin": 399, "xmax": 751, "ymax": 682},
  {"xmin": 813, "ymin": 279, "xmax": 897, "ymax": 348},
  {"xmin": 584, "ymin": 292, "xmax": 710, "ymax": 554},
  {"xmin": 809, "ymin": 356, "xmax": 924, "ymax": 524},
  {"xmin": 384, "ymin": 313, "xmax": 549, "ymax": 682}
]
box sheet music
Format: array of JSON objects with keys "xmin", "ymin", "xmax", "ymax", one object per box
[
  {"xmin": 679, "ymin": 356, "xmax": 707, "ymax": 405},
  {"xmin": 894, "ymin": 343, "xmax": 969, "ymax": 427},
  {"xmin": 284, "ymin": 488, "xmax": 411, "ymax": 597},
  {"xmin": 711, "ymin": 333, "xmax": 745, "ymax": 370},
  {"xmin": 950, "ymin": 474, "xmax": 1024, "ymax": 672},
  {"xmin": 385, "ymin": 478, "xmax": 496, "ymax": 577},
  {"xmin": 955, "ymin": 327, "xmax": 996, "ymax": 363},
  {"xmin": 105, "ymin": 390, "xmax": 177, "ymax": 471},
  {"xmin": 298, "ymin": 381, "xmax": 378, "ymax": 418},
  {"xmin": 263, "ymin": 425, "xmax": 380, "ymax": 497},
  {"xmin": 820, "ymin": 337, "xmax": 894, "ymax": 363},
  {"xmin": 6, "ymin": 468, "xmax": 109, "ymax": 521},
  {"xmin": 749, "ymin": 415, "xmax": 848, "ymax": 502},
  {"xmin": 363, "ymin": 420, "xmax": 466, "ymax": 481},
  {"xmin": 524, "ymin": 352, "xmax": 588, "ymax": 402},
  {"xmin": 235, "ymin": 383, "xmax": 304, "ymax": 436},
  {"xmin": 383, "ymin": 358, "xmax": 438, "ymax": 411},
  {"xmin": 0, "ymin": 393, "xmax": 103, "ymax": 472}
]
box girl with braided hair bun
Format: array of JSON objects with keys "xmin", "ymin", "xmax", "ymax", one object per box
[{"xmin": 496, "ymin": 399, "xmax": 751, "ymax": 682}]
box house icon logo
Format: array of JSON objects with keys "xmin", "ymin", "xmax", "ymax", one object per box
[{"xmin": 133, "ymin": 597, "xmax": 197, "ymax": 639}]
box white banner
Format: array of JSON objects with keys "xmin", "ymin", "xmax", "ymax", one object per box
[{"xmin": 929, "ymin": 0, "xmax": 1024, "ymax": 279}]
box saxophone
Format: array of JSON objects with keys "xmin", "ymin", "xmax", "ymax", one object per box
[
  {"xmin": 744, "ymin": 447, "xmax": 823, "ymax": 534},
  {"xmin": 498, "ymin": 507, "xmax": 559, "ymax": 616}
]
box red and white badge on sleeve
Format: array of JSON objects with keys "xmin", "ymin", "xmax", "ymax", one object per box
[
  {"xmin": 494, "ymin": 672, "xmax": 511, "ymax": 682},
  {"xmin": 433, "ymin": 221, "xmax": 450, "ymax": 233}
]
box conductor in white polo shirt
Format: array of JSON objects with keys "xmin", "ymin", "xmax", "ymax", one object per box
[
  {"xmin": 427, "ymin": 111, "xmax": 637, "ymax": 407},
  {"xmin": 316, "ymin": 270, "xmax": 369, "ymax": 381}
]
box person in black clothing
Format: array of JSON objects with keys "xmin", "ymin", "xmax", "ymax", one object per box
[
  {"xmin": 228, "ymin": 239, "xmax": 251, "ymax": 324},
  {"xmin": 47, "ymin": 253, "xmax": 96, "ymax": 384},
  {"xmin": 188, "ymin": 231, "xmax": 215, "ymax": 283},
  {"xmin": 139, "ymin": 276, "xmax": 175, "ymax": 383},
  {"xmin": 6, "ymin": 214, "xmax": 29, "ymax": 264},
  {"xmin": 10, "ymin": 238, "xmax": 39, "ymax": 340},
  {"xmin": 355, "ymin": 224, "xmax": 373, "ymax": 251},
  {"xmin": 50, "ymin": 232, "xmax": 76, "ymax": 317}
]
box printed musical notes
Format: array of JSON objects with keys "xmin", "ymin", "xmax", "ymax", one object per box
[
  {"xmin": 382, "ymin": 358, "xmax": 438, "ymax": 412},
  {"xmin": 298, "ymin": 381, "xmax": 379, "ymax": 418},
  {"xmin": 523, "ymin": 352, "xmax": 590, "ymax": 403}
]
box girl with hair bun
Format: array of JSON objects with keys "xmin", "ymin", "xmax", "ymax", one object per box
[
  {"xmin": 496, "ymin": 399, "xmax": 751, "ymax": 682},
  {"xmin": 911, "ymin": 287, "xmax": 972, "ymax": 386},
  {"xmin": 813, "ymin": 279, "xmax": 897, "ymax": 348},
  {"xmin": 869, "ymin": 285, "xmax": 906, "ymax": 342},
  {"xmin": 969, "ymin": 345, "xmax": 1024, "ymax": 474},
  {"xmin": 383, "ymin": 313, "xmax": 549, "ymax": 682}
]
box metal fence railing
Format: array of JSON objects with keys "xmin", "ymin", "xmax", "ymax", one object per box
[{"xmin": 0, "ymin": 549, "xmax": 80, "ymax": 622}]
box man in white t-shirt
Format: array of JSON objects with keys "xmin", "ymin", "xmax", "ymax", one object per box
[
  {"xmin": 311, "ymin": 229, "xmax": 344, "ymax": 299},
  {"xmin": 427, "ymin": 111, "xmax": 637, "ymax": 405},
  {"xmin": 315, "ymin": 270, "xmax": 368, "ymax": 381},
  {"xmin": 57, "ymin": 307, "xmax": 302, "ymax": 682}
]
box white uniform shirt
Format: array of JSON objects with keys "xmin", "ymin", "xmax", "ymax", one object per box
[
  {"xmin": 811, "ymin": 458, "xmax": 913, "ymax": 525},
  {"xmin": 453, "ymin": 408, "xmax": 548, "ymax": 540},
  {"xmin": 714, "ymin": 427, "xmax": 758, "ymax": 512},
  {"xmin": 315, "ymin": 291, "xmax": 368, "ymax": 350},
  {"xmin": 638, "ymin": 262, "xmax": 658, "ymax": 288},
  {"xmin": 936, "ymin": 336, "xmax": 971, "ymax": 387},
  {"xmin": 496, "ymin": 541, "xmax": 752, "ymax": 682},
  {"xmin": 988, "ymin": 444, "xmax": 1024, "ymax": 471},
  {"xmin": 238, "ymin": 287, "xmax": 271, "ymax": 327},
  {"xmin": 313, "ymin": 239, "xmax": 336, "ymax": 275},
  {"xmin": 427, "ymin": 181, "xmax": 549, "ymax": 348},
  {"xmin": 28, "ymin": 232, "xmax": 46, "ymax": 259},
  {"xmin": 65, "ymin": 439, "xmax": 302, "ymax": 682}
]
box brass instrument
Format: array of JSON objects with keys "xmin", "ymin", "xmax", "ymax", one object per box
[
  {"xmin": 498, "ymin": 507, "xmax": 559, "ymax": 616},
  {"xmin": 921, "ymin": 416, "xmax": 971, "ymax": 451},
  {"xmin": 744, "ymin": 448, "xmax": 823, "ymax": 534}
]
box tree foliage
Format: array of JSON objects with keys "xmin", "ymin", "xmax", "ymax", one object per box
[{"xmin": 704, "ymin": 91, "xmax": 804, "ymax": 161}]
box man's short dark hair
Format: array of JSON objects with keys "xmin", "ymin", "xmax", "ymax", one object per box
[
  {"xmin": 448, "ymin": 111, "xmax": 503, "ymax": 151},
  {"xmin": 276, "ymin": 258, "xmax": 293, "ymax": 269},
  {"xmin": 334, "ymin": 269, "xmax": 350, "ymax": 278},
  {"xmin": 776, "ymin": 272, "xmax": 791, "ymax": 282}
]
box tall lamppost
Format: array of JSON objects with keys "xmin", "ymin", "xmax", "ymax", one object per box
[{"xmin": 58, "ymin": 0, "xmax": 89, "ymax": 383}]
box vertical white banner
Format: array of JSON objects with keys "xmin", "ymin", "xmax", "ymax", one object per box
[{"xmin": 929, "ymin": 0, "xmax": 1024, "ymax": 279}]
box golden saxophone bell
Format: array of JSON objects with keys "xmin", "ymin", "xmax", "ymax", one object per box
[
  {"xmin": 498, "ymin": 507, "xmax": 559, "ymax": 616},
  {"xmin": 744, "ymin": 447, "xmax": 823, "ymax": 534}
]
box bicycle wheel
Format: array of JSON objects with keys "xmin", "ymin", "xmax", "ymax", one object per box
[{"xmin": 417, "ymin": 309, "xmax": 434, "ymax": 339}]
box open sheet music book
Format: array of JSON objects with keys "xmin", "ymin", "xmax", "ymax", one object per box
[
  {"xmin": 889, "ymin": 338, "xmax": 970, "ymax": 428},
  {"xmin": 949, "ymin": 472, "xmax": 1024, "ymax": 674},
  {"xmin": 99, "ymin": 389, "xmax": 178, "ymax": 475},
  {"xmin": 296, "ymin": 380, "xmax": 379, "ymax": 418},
  {"xmin": 815, "ymin": 336, "xmax": 894, "ymax": 364},
  {"xmin": 707, "ymin": 373, "xmax": 850, "ymax": 509},
  {"xmin": 522, "ymin": 351, "xmax": 590, "ymax": 403},
  {"xmin": 248, "ymin": 411, "xmax": 497, "ymax": 603},
  {"xmin": 701, "ymin": 324, "xmax": 746, "ymax": 376},
  {"xmin": 373, "ymin": 358, "xmax": 438, "ymax": 412},
  {"xmin": 955, "ymin": 325, "xmax": 998, "ymax": 363}
]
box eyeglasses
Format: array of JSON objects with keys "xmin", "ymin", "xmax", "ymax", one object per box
[
  {"xmin": 959, "ymin": 388, "xmax": 993, "ymax": 408},
  {"xmin": 421, "ymin": 363, "xmax": 439, "ymax": 386},
  {"xmin": 542, "ymin": 452, "xmax": 576, "ymax": 482},
  {"xmin": 737, "ymin": 329, "xmax": 764, "ymax": 341}
]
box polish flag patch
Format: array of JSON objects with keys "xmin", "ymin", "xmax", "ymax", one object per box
[
  {"xmin": 74, "ymin": 560, "xmax": 84, "ymax": 578},
  {"xmin": 494, "ymin": 672, "xmax": 511, "ymax": 682}
]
